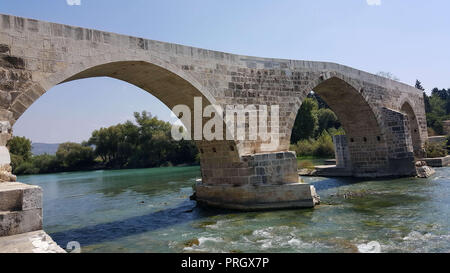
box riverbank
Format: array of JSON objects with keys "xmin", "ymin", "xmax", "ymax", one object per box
[{"xmin": 13, "ymin": 162, "xmax": 200, "ymax": 177}]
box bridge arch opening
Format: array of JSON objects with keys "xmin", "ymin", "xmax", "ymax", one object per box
[
  {"xmin": 400, "ymin": 101, "xmax": 421, "ymax": 157},
  {"xmin": 291, "ymin": 76, "xmax": 388, "ymax": 175},
  {"xmin": 10, "ymin": 60, "xmax": 241, "ymax": 180},
  {"xmin": 11, "ymin": 61, "xmax": 239, "ymax": 153}
]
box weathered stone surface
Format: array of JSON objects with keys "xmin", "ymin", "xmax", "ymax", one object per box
[
  {"xmin": 0, "ymin": 182, "xmax": 42, "ymax": 236},
  {"xmin": 0, "ymin": 44, "xmax": 9, "ymax": 54},
  {"xmin": 0, "ymin": 209, "xmax": 42, "ymax": 237},
  {"xmin": 0, "ymin": 182, "xmax": 41, "ymax": 210},
  {"xmin": 0, "ymin": 230, "xmax": 65, "ymax": 253},
  {"xmin": 416, "ymin": 165, "xmax": 436, "ymax": 178},
  {"xmin": 0, "ymin": 55, "xmax": 25, "ymax": 69},
  {"xmin": 428, "ymin": 136, "xmax": 447, "ymax": 144},
  {"xmin": 0, "ymin": 146, "xmax": 11, "ymax": 167},
  {"xmin": 421, "ymin": 155, "xmax": 450, "ymax": 167},
  {"xmin": 333, "ymin": 135, "xmax": 350, "ymax": 169},
  {"xmin": 196, "ymin": 182, "xmax": 319, "ymax": 210}
]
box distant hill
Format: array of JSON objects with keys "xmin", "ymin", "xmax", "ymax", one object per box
[{"xmin": 32, "ymin": 143, "xmax": 60, "ymax": 155}]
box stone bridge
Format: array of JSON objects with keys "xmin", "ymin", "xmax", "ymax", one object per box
[{"xmin": 0, "ymin": 14, "xmax": 428, "ymax": 232}]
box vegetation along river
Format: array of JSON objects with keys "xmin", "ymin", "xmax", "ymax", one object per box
[{"xmin": 18, "ymin": 165, "xmax": 450, "ymax": 253}]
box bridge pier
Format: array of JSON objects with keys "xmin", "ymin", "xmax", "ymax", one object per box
[
  {"xmin": 196, "ymin": 151, "xmax": 320, "ymax": 210},
  {"xmin": 315, "ymin": 108, "xmax": 418, "ymax": 178}
]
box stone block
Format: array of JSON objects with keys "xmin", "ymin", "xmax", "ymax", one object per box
[
  {"xmin": 0, "ymin": 182, "xmax": 42, "ymax": 211},
  {"xmin": 195, "ymin": 182, "xmax": 319, "ymax": 210},
  {"xmin": 0, "ymin": 209, "xmax": 42, "ymax": 237}
]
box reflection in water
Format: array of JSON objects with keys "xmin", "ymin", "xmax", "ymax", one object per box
[{"xmin": 19, "ymin": 166, "xmax": 450, "ymax": 253}]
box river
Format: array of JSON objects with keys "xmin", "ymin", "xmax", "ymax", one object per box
[{"xmin": 18, "ymin": 166, "xmax": 450, "ymax": 253}]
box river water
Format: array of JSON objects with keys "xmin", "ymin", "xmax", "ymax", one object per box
[{"xmin": 18, "ymin": 166, "xmax": 450, "ymax": 253}]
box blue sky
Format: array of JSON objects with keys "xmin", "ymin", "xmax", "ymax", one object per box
[{"xmin": 1, "ymin": 0, "xmax": 449, "ymax": 143}]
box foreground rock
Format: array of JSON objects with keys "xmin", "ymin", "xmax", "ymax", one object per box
[
  {"xmin": 415, "ymin": 161, "xmax": 436, "ymax": 178},
  {"xmin": 0, "ymin": 182, "xmax": 42, "ymax": 236},
  {"xmin": 0, "ymin": 230, "xmax": 65, "ymax": 253}
]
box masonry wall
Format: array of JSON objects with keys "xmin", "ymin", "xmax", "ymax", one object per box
[{"xmin": 333, "ymin": 135, "xmax": 351, "ymax": 169}]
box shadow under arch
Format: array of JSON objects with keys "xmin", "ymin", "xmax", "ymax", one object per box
[
  {"xmin": 400, "ymin": 101, "xmax": 422, "ymax": 157},
  {"xmin": 307, "ymin": 76, "xmax": 388, "ymax": 173}
]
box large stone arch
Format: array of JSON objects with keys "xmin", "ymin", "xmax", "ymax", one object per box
[
  {"xmin": 9, "ymin": 58, "xmax": 250, "ymax": 183},
  {"xmin": 312, "ymin": 76, "xmax": 389, "ymax": 173},
  {"xmin": 10, "ymin": 56, "xmax": 217, "ymax": 123}
]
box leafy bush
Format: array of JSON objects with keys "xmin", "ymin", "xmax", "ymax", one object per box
[
  {"xmin": 14, "ymin": 162, "xmax": 39, "ymax": 175},
  {"xmin": 312, "ymin": 131, "xmax": 335, "ymax": 157},
  {"xmin": 10, "ymin": 154, "xmax": 24, "ymax": 172},
  {"xmin": 291, "ymin": 131, "xmax": 336, "ymax": 158},
  {"xmin": 425, "ymin": 141, "xmax": 448, "ymax": 158},
  {"xmin": 317, "ymin": 108, "xmax": 340, "ymax": 136},
  {"xmin": 56, "ymin": 142, "xmax": 95, "ymax": 170},
  {"xmin": 291, "ymin": 98, "xmax": 318, "ymax": 143},
  {"xmin": 32, "ymin": 154, "xmax": 60, "ymax": 173},
  {"xmin": 292, "ymin": 139, "xmax": 315, "ymax": 156},
  {"xmin": 328, "ymin": 127, "xmax": 346, "ymax": 136},
  {"xmin": 7, "ymin": 136, "xmax": 32, "ymax": 161}
]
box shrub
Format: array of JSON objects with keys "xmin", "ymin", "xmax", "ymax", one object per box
[
  {"xmin": 425, "ymin": 141, "xmax": 448, "ymax": 158},
  {"xmin": 328, "ymin": 127, "xmax": 346, "ymax": 136},
  {"xmin": 298, "ymin": 160, "xmax": 315, "ymax": 170},
  {"xmin": 317, "ymin": 108, "xmax": 339, "ymax": 136},
  {"xmin": 427, "ymin": 127, "xmax": 437, "ymax": 137},
  {"xmin": 7, "ymin": 136, "xmax": 32, "ymax": 161},
  {"xmin": 32, "ymin": 154, "xmax": 61, "ymax": 173},
  {"xmin": 56, "ymin": 142, "xmax": 95, "ymax": 170},
  {"xmin": 14, "ymin": 162, "xmax": 39, "ymax": 175},
  {"xmin": 10, "ymin": 154, "xmax": 24, "ymax": 173},
  {"xmin": 312, "ymin": 131, "xmax": 335, "ymax": 157},
  {"xmin": 292, "ymin": 139, "xmax": 315, "ymax": 156}
]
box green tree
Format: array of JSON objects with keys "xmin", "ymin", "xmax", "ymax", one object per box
[
  {"xmin": 415, "ymin": 80, "xmax": 425, "ymax": 91},
  {"xmin": 7, "ymin": 136, "xmax": 32, "ymax": 161},
  {"xmin": 423, "ymin": 92, "xmax": 431, "ymax": 113},
  {"xmin": 291, "ymin": 98, "xmax": 318, "ymax": 143},
  {"xmin": 32, "ymin": 154, "xmax": 60, "ymax": 173},
  {"xmin": 317, "ymin": 108, "xmax": 339, "ymax": 136},
  {"xmin": 56, "ymin": 142, "xmax": 95, "ymax": 170},
  {"xmin": 10, "ymin": 153, "xmax": 24, "ymax": 172},
  {"xmin": 432, "ymin": 88, "xmax": 448, "ymax": 101},
  {"xmin": 313, "ymin": 131, "xmax": 335, "ymax": 157},
  {"xmin": 308, "ymin": 92, "xmax": 329, "ymax": 109},
  {"xmin": 88, "ymin": 111, "xmax": 198, "ymax": 169},
  {"xmin": 424, "ymin": 89, "xmax": 450, "ymax": 135}
]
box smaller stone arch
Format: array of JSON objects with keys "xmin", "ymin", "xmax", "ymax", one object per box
[
  {"xmin": 400, "ymin": 100, "xmax": 423, "ymax": 157},
  {"xmin": 289, "ymin": 72, "xmax": 391, "ymax": 176}
]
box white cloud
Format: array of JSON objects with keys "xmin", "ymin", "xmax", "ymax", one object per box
[
  {"xmin": 366, "ymin": 0, "xmax": 381, "ymax": 6},
  {"xmin": 66, "ymin": 0, "xmax": 81, "ymax": 6}
]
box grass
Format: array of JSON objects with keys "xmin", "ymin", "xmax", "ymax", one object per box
[{"xmin": 297, "ymin": 156, "xmax": 330, "ymax": 167}]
